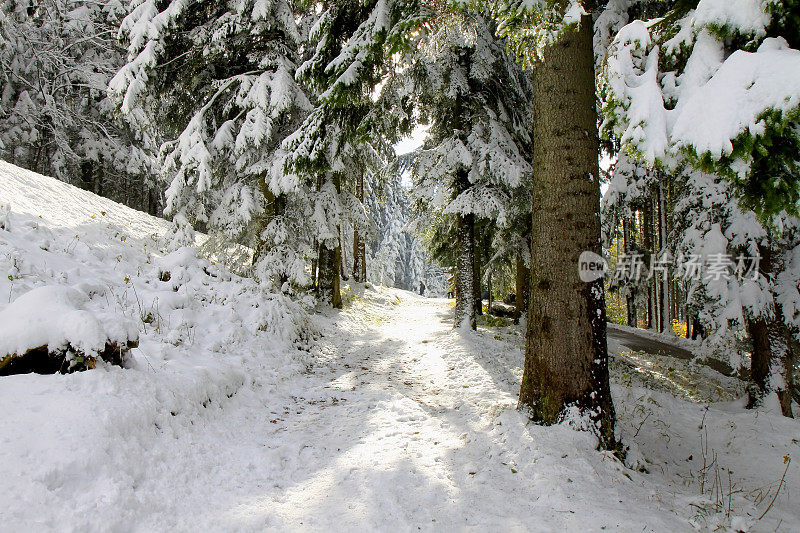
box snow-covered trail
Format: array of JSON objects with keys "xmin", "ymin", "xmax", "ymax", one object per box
[{"xmin": 104, "ymin": 289, "xmax": 692, "ymax": 532}]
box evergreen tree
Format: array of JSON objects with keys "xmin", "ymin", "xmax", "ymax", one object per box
[
  {"xmin": 0, "ymin": 0, "xmax": 158, "ymax": 212},
  {"xmin": 484, "ymin": 0, "xmax": 619, "ymax": 449},
  {"xmin": 601, "ymin": 0, "xmax": 800, "ymax": 416},
  {"xmin": 601, "ymin": 0, "xmax": 800, "ymax": 217},
  {"xmin": 283, "ymin": 0, "xmax": 428, "ymax": 306},
  {"xmin": 365, "ymin": 167, "xmax": 446, "ymax": 293},
  {"xmin": 406, "ymin": 11, "xmax": 532, "ymax": 329},
  {"xmin": 110, "ymin": 0, "xmax": 313, "ymax": 289}
]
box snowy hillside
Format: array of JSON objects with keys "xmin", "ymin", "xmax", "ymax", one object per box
[
  {"xmin": 0, "ymin": 161, "xmax": 314, "ymax": 529},
  {"xmin": 1, "ymin": 160, "xmax": 799, "ymax": 531}
]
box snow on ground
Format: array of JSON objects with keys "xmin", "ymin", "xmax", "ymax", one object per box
[{"xmin": 1, "ymin": 160, "xmax": 799, "ymax": 531}]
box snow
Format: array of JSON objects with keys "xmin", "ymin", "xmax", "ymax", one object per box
[
  {"xmin": 603, "ymin": 2, "xmax": 800, "ymax": 176},
  {"xmin": 693, "ymin": 0, "xmax": 772, "ymax": 37},
  {"xmin": 672, "ymin": 38, "xmax": 800, "ymax": 162},
  {"xmin": 2, "ymin": 160, "xmax": 800, "ymax": 530},
  {"xmin": 0, "ymin": 285, "xmax": 137, "ymax": 357},
  {"xmin": 393, "ymin": 124, "xmax": 430, "ymax": 157}
]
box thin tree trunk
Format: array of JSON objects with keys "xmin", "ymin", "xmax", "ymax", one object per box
[
  {"xmin": 520, "ymin": 14, "xmax": 616, "ymax": 449},
  {"xmin": 474, "ymin": 230, "xmax": 483, "ymax": 317},
  {"xmin": 454, "ymin": 211, "xmax": 477, "ymax": 329},
  {"xmin": 450, "ymin": 54, "xmax": 477, "ymax": 329},
  {"xmin": 353, "ymin": 172, "xmax": 367, "ymax": 282},
  {"xmin": 487, "ymin": 271, "xmax": 493, "ymax": 315},
  {"xmin": 514, "ymin": 252, "xmax": 530, "ymax": 324},
  {"xmin": 686, "ymin": 291, "xmax": 693, "ymax": 339},
  {"xmin": 658, "ymin": 184, "xmax": 670, "ymax": 333},
  {"xmin": 623, "ymin": 217, "xmax": 637, "ymax": 327},
  {"xmin": 317, "ymin": 175, "xmax": 342, "ymax": 308},
  {"xmin": 340, "ymin": 225, "xmax": 348, "ymax": 281},
  {"xmin": 643, "ymin": 204, "xmax": 654, "ymax": 329},
  {"xmin": 311, "ymin": 241, "xmax": 318, "ymax": 290}
]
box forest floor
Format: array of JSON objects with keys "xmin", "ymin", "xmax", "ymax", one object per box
[
  {"xmin": 255, "ymin": 288, "xmax": 799, "ymax": 531},
  {"xmin": 1, "ymin": 160, "xmax": 799, "ymax": 532}
]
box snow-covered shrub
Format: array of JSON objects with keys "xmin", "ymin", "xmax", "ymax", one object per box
[{"xmin": 0, "ymin": 285, "xmax": 139, "ymax": 375}]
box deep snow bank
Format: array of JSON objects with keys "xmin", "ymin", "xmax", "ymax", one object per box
[{"xmin": 0, "ymin": 161, "xmax": 313, "ymax": 529}]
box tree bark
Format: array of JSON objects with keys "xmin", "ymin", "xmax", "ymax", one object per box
[
  {"xmin": 514, "ymin": 252, "xmax": 530, "ymax": 324},
  {"xmin": 452, "ymin": 50, "xmax": 476, "ymax": 330},
  {"xmin": 643, "ymin": 203, "xmax": 654, "ymax": 329},
  {"xmin": 318, "ymin": 244, "xmax": 342, "ymax": 308},
  {"xmin": 317, "ymin": 175, "xmax": 342, "ymax": 309},
  {"xmin": 748, "ymin": 317, "xmax": 772, "ymax": 402},
  {"xmin": 520, "ymin": 15, "xmax": 617, "ymax": 449},
  {"xmin": 311, "ymin": 241, "xmax": 319, "ymax": 290},
  {"xmin": 353, "ymin": 172, "xmax": 367, "ymax": 282},
  {"xmin": 623, "ymin": 217, "xmax": 637, "ymax": 327},
  {"xmin": 487, "ymin": 271, "xmax": 493, "ymax": 315},
  {"xmin": 691, "ymin": 317, "xmax": 704, "ymax": 340},
  {"xmin": 474, "ymin": 230, "xmax": 483, "ymax": 317},
  {"xmin": 657, "ymin": 184, "xmax": 670, "ymax": 333},
  {"xmin": 454, "ymin": 210, "xmax": 477, "ymax": 329},
  {"xmin": 747, "ymin": 245, "xmax": 794, "ymax": 417}
]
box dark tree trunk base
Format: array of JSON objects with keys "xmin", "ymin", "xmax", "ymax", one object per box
[{"xmin": 0, "ymin": 340, "xmax": 136, "ymax": 376}]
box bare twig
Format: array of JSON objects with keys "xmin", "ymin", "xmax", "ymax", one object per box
[
  {"xmin": 758, "ymin": 456, "xmax": 791, "ymax": 521},
  {"xmin": 633, "ymin": 412, "xmax": 651, "ymax": 438}
]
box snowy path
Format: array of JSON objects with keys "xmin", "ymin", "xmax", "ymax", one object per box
[
  {"xmin": 96, "ymin": 289, "xmax": 693, "ymax": 532},
  {"xmin": 607, "ymin": 325, "xmax": 694, "ymax": 360}
]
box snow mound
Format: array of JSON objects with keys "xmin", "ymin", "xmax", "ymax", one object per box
[{"xmin": 0, "ymin": 285, "xmax": 137, "ymax": 358}]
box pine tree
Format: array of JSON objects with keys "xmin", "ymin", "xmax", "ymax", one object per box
[
  {"xmin": 486, "ymin": 0, "xmax": 618, "ymax": 449},
  {"xmin": 601, "ymin": 0, "xmax": 800, "ymax": 417},
  {"xmin": 601, "ymin": 0, "xmax": 800, "ymax": 217},
  {"xmin": 110, "ymin": 0, "xmax": 314, "ymax": 289},
  {"xmin": 365, "ymin": 168, "xmax": 445, "ymax": 292},
  {"xmin": 406, "ymin": 12, "xmax": 531, "ymax": 329},
  {"xmin": 0, "ymin": 0, "xmax": 158, "ymax": 212},
  {"xmin": 283, "ymin": 0, "xmax": 428, "ymax": 306}
]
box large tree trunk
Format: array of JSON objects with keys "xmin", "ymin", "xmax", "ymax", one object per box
[
  {"xmin": 748, "ymin": 317, "xmax": 772, "ymax": 402},
  {"xmin": 691, "ymin": 317, "xmax": 704, "ymax": 340},
  {"xmin": 353, "ymin": 173, "xmax": 367, "ymax": 282},
  {"xmin": 520, "ymin": 14, "xmax": 617, "ymax": 449},
  {"xmin": 514, "ymin": 252, "xmax": 530, "ymax": 324}
]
